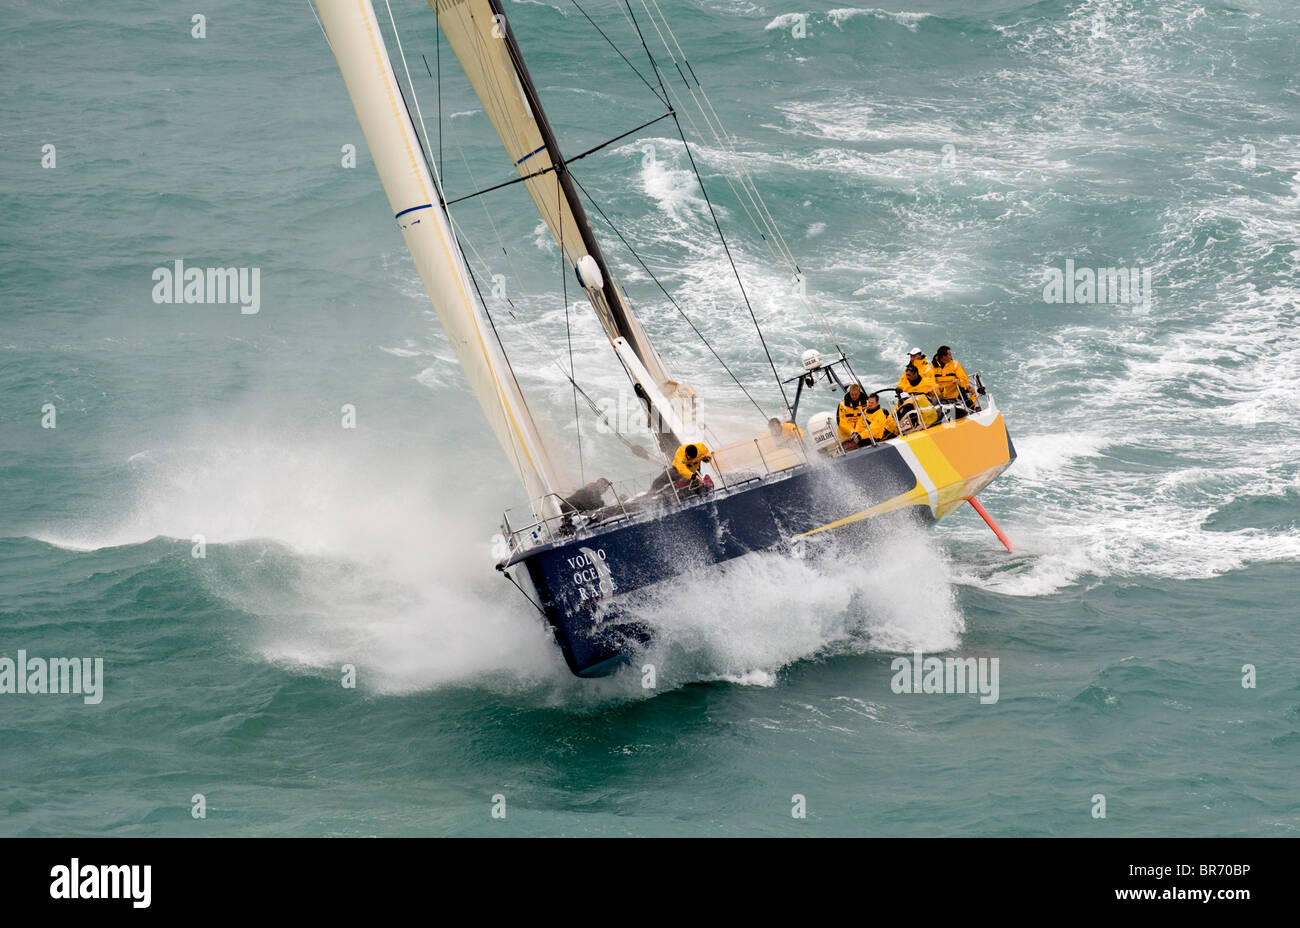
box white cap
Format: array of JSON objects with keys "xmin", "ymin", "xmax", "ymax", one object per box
[
  {"xmin": 898, "ymin": 392, "xmax": 910, "ymax": 399},
  {"xmin": 909, "ymin": 347, "xmax": 923, "ymax": 356}
]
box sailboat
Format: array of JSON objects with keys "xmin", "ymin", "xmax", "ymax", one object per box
[{"xmin": 312, "ymin": 0, "xmax": 1016, "ymax": 677}]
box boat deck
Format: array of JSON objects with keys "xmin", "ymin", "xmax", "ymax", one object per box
[{"xmin": 500, "ymin": 395, "xmax": 1004, "ymax": 568}]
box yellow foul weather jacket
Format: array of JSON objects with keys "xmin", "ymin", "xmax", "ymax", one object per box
[
  {"xmin": 837, "ymin": 396, "xmax": 868, "ymax": 442},
  {"xmin": 931, "ymin": 358, "xmax": 971, "ymax": 402},
  {"xmin": 671, "ymin": 443, "xmax": 711, "ymax": 481},
  {"xmin": 862, "ymin": 406, "xmax": 899, "ymax": 442},
  {"xmin": 897, "ymin": 370, "xmax": 939, "ymax": 398}
]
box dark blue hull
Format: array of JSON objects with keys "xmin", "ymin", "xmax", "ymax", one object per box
[{"xmin": 509, "ymin": 431, "xmax": 1007, "ymax": 677}]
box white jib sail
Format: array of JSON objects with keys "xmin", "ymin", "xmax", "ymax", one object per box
[{"xmin": 315, "ymin": 0, "xmax": 567, "ymax": 518}]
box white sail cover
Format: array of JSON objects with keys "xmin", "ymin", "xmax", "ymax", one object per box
[
  {"xmin": 429, "ymin": 0, "xmax": 676, "ymax": 392},
  {"xmin": 316, "ymin": 0, "xmax": 566, "ymax": 516}
]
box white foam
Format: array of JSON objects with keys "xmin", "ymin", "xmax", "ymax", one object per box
[
  {"xmin": 378, "ymin": 339, "xmax": 432, "ymax": 358},
  {"xmin": 764, "ymin": 13, "xmax": 805, "ymax": 32},
  {"xmin": 628, "ymin": 523, "xmax": 964, "ymax": 686},
  {"xmin": 765, "ymin": 9, "xmax": 933, "ymax": 32},
  {"xmin": 828, "ymin": 8, "xmax": 933, "ymax": 31}
]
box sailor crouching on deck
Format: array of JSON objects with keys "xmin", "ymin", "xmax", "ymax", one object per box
[
  {"xmin": 649, "ymin": 442, "xmax": 714, "ymax": 497},
  {"xmin": 769, "ymin": 417, "xmax": 804, "ymax": 446},
  {"xmin": 561, "ymin": 477, "xmax": 613, "ymax": 514}
]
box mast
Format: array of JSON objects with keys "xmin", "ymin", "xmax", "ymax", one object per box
[
  {"xmin": 315, "ymin": 0, "xmax": 567, "ymax": 518},
  {"xmin": 430, "ymin": 0, "xmax": 698, "ymax": 452}
]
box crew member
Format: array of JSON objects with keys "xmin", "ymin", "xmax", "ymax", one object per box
[
  {"xmin": 931, "ymin": 345, "xmax": 977, "ymax": 409},
  {"xmin": 904, "ymin": 347, "xmax": 930, "ymax": 379},
  {"xmin": 861, "ymin": 393, "xmax": 899, "ymax": 443},
  {"xmin": 768, "ymin": 417, "xmax": 804, "ymax": 445},
  {"xmin": 837, "ymin": 383, "xmax": 870, "ymax": 448},
  {"xmin": 561, "ymin": 477, "xmax": 613, "ymax": 514},
  {"xmin": 672, "ymin": 442, "xmax": 711, "ymax": 481},
  {"xmin": 650, "ymin": 442, "xmax": 714, "ymax": 496},
  {"xmin": 897, "ymin": 362, "xmax": 938, "ymax": 399}
]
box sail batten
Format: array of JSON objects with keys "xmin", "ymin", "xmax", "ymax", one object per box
[{"xmin": 315, "ymin": 0, "xmax": 566, "ymax": 517}]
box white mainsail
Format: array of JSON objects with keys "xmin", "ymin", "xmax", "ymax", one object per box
[
  {"xmin": 315, "ymin": 0, "xmax": 567, "ymax": 517},
  {"xmin": 429, "ymin": 0, "xmax": 698, "ymax": 444}
]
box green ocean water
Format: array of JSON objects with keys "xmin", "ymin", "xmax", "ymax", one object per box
[{"xmin": 1, "ymin": 0, "xmax": 1298, "ymax": 836}]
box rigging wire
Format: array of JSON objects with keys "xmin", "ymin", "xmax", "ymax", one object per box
[
  {"xmin": 445, "ymin": 110, "xmax": 674, "ymax": 206},
  {"xmin": 391, "ymin": 0, "xmax": 813, "ymax": 482},
  {"xmin": 569, "ymin": 0, "xmax": 668, "ymax": 109},
  {"xmin": 439, "ymin": 104, "xmax": 627, "ymax": 470},
  {"xmin": 461, "ymin": 252, "xmax": 551, "ymax": 487},
  {"xmin": 435, "ymin": 18, "xmax": 442, "ymax": 169},
  {"xmin": 417, "ymin": 11, "xmax": 661, "ymax": 467},
  {"xmin": 454, "ymin": 213, "xmax": 661, "ymax": 463},
  {"xmin": 500, "ymin": 569, "xmax": 549, "ymax": 618},
  {"xmin": 635, "ymin": 0, "xmax": 849, "ymax": 360},
  {"xmin": 421, "ymin": 52, "xmax": 442, "ymax": 177},
  {"xmin": 625, "ymin": 17, "xmax": 784, "ymax": 262},
  {"xmin": 638, "ymin": 0, "xmax": 802, "ymax": 275},
  {"xmin": 382, "ymin": 0, "xmax": 440, "ymax": 198},
  {"xmin": 424, "ymin": 8, "xmax": 547, "ymax": 323},
  {"xmin": 623, "ymin": 0, "xmax": 792, "ymax": 417},
  {"xmin": 437, "ymin": 0, "xmax": 792, "ymax": 431},
  {"xmin": 568, "ymin": 171, "xmax": 770, "ymax": 422},
  {"xmin": 434, "ymin": 0, "xmax": 701, "ymax": 458},
  {"xmin": 458, "ymin": 4, "xmax": 580, "ymax": 266},
  {"xmin": 461, "ymin": 235, "xmax": 661, "ymax": 464},
  {"xmin": 446, "ymin": 167, "xmax": 662, "ymax": 465},
  {"xmin": 453, "ymin": 0, "xmax": 784, "ymax": 429},
  {"xmin": 307, "ymin": 0, "xmax": 330, "ymax": 48}
]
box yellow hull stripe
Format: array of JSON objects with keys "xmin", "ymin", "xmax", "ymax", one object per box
[{"xmin": 799, "ymin": 410, "xmax": 1013, "ymax": 536}]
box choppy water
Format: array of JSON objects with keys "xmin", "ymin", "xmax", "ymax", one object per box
[{"xmin": 1, "ymin": 0, "xmax": 1297, "ymax": 836}]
